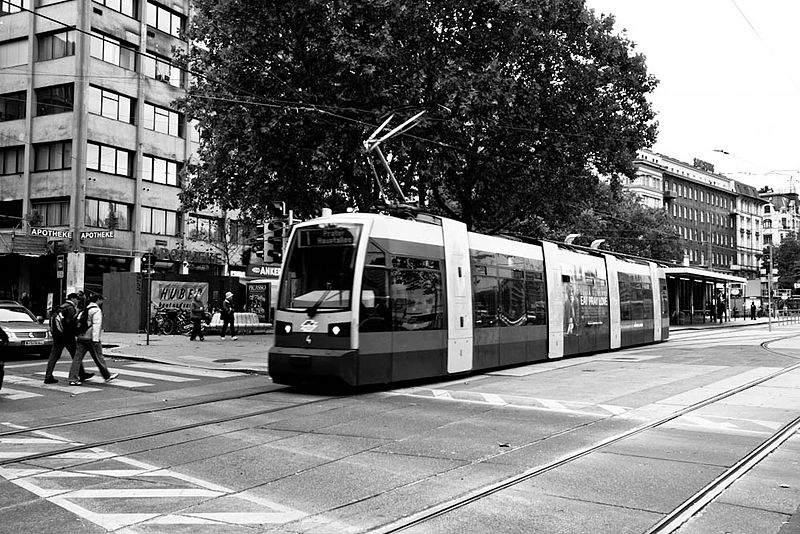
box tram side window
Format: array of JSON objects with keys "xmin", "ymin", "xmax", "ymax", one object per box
[
  {"xmin": 525, "ymin": 271, "xmax": 547, "ymax": 325},
  {"xmin": 473, "ymin": 275, "xmax": 498, "ymax": 327},
  {"xmin": 498, "ymin": 274, "xmax": 525, "ymax": 326},
  {"xmin": 391, "ymin": 260, "xmax": 444, "ymax": 331},
  {"xmin": 619, "ymin": 274, "xmax": 632, "ymax": 321},
  {"xmin": 361, "ymin": 266, "xmax": 391, "ymax": 332}
]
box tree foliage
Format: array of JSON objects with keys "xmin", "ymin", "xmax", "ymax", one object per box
[
  {"xmin": 772, "ymin": 233, "xmax": 800, "ymax": 291},
  {"xmin": 177, "ymin": 0, "xmax": 657, "ymax": 233},
  {"xmin": 547, "ymin": 183, "xmax": 682, "ymax": 262}
]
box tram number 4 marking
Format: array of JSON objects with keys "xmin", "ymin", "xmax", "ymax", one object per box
[{"xmin": 305, "ymin": 335, "xmax": 312, "ymax": 345}]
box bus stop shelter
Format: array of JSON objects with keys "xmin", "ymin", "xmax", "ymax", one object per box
[{"xmin": 664, "ymin": 267, "xmax": 747, "ymax": 325}]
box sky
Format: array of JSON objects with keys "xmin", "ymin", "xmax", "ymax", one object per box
[{"xmin": 585, "ymin": 0, "xmax": 800, "ymax": 192}]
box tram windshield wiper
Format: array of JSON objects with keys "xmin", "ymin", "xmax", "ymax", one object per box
[{"xmin": 306, "ymin": 283, "xmax": 332, "ymax": 317}]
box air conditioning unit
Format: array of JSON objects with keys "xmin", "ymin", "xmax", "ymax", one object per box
[{"xmin": 155, "ymin": 74, "xmax": 170, "ymax": 82}]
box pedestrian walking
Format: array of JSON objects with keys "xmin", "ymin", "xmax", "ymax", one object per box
[
  {"xmin": 20, "ymin": 291, "xmax": 31, "ymax": 310},
  {"xmin": 189, "ymin": 294, "xmax": 205, "ymax": 341},
  {"xmin": 220, "ymin": 291, "xmax": 237, "ymax": 340},
  {"xmin": 43, "ymin": 293, "xmax": 93, "ymax": 384},
  {"xmin": 68, "ymin": 294, "xmax": 118, "ymax": 385}
]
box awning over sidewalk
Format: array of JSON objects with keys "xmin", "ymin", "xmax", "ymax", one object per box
[{"xmin": 664, "ymin": 267, "xmax": 745, "ymax": 326}]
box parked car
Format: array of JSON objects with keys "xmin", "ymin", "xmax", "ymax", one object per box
[{"xmin": 0, "ymin": 300, "xmax": 53, "ymax": 358}]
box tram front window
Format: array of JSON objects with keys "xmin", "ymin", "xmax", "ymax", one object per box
[{"xmin": 279, "ymin": 224, "xmax": 360, "ymax": 313}]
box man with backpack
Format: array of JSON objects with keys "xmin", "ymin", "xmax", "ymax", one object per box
[
  {"xmin": 68, "ymin": 294, "xmax": 117, "ymax": 385},
  {"xmin": 43, "ymin": 293, "xmax": 93, "ymax": 384}
]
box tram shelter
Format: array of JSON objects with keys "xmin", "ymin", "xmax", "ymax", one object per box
[{"xmin": 664, "ymin": 267, "xmax": 747, "ymax": 325}]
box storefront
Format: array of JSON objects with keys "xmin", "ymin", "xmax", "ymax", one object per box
[{"xmin": 664, "ymin": 267, "xmax": 746, "ymax": 325}]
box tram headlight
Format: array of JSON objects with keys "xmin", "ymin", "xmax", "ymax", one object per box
[
  {"xmin": 276, "ymin": 321, "xmax": 292, "ymax": 335},
  {"xmin": 328, "ymin": 322, "xmax": 350, "ymax": 337}
]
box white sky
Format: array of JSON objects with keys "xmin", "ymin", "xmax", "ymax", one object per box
[{"xmin": 585, "ymin": 0, "xmax": 800, "ymax": 192}]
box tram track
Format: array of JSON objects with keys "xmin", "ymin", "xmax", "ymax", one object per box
[
  {"xmin": 366, "ymin": 335, "xmax": 800, "ymax": 534},
  {"xmin": 0, "ymin": 388, "xmax": 338, "ymax": 467}
]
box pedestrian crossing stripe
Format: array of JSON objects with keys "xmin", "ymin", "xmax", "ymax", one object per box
[
  {"xmin": 127, "ymin": 362, "xmax": 242, "ymax": 378},
  {"xmin": 46, "ymin": 371, "xmax": 153, "ymax": 388},
  {"xmin": 0, "ymin": 423, "xmax": 308, "ymax": 529},
  {"xmin": 0, "ymin": 387, "xmax": 40, "ymax": 400},
  {"xmin": 3, "ymin": 375, "xmax": 100, "ymax": 394}
]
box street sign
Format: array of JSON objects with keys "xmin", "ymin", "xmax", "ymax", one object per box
[{"xmin": 56, "ymin": 255, "xmax": 65, "ymax": 279}]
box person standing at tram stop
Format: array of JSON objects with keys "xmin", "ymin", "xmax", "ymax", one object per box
[
  {"xmin": 43, "ymin": 293, "xmax": 93, "ymax": 385},
  {"xmin": 220, "ymin": 291, "xmax": 238, "ymax": 340},
  {"xmin": 189, "ymin": 294, "xmax": 205, "ymax": 342},
  {"xmin": 751, "ymin": 301, "xmax": 757, "ymax": 320},
  {"xmin": 68, "ymin": 294, "xmax": 118, "ymax": 386}
]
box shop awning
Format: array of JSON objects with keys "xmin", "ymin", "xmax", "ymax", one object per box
[{"xmin": 664, "ymin": 267, "xmax": 747, "ymax": 284}]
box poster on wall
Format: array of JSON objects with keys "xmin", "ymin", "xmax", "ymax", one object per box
[
  {"xmin": 151, "ymin": 281, "xmax": 209, "ymax": 311},
  {"xmin": 247, "ymin": 283, "xmax": 269, "ymax": 322},
  {"xmin": 561, "ymin": 254, "xmax": 609, "ymax": 355}
]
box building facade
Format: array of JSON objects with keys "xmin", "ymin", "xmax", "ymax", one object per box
[
  {"xmin": 632, "ymin": 150, "xmax": 742, "ymax": 274},
  {"xmin": 759, "ymin": 191, "xmax": 799, "ymax": 248},
  {"xmin": 0, "ymin": 0, "xmax": 249, "ymax": 314}
]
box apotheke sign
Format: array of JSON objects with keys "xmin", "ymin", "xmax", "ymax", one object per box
[{"xmin": 29, "ymin": 228, "xmax": 116, "ymax": 240}]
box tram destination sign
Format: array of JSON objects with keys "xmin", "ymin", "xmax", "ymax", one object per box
[{"xmin": 299, "ymin": 226, "xmax": 358, "ymax": 247}]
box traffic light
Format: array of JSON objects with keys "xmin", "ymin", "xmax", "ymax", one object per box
[
  {"xmin": 141, "ymin": 253, "xmax": 153, "ymax": 271},
  {"xmin": 266, "ymin": 219, "xmax": 285, "ymax": 264},
  {"xmin": 241, "ymin": 246, "xmax": 252, "ymax": 266},
  {"xmin": 253, "ymin": 241, "xmax": 264, "ymax": 260}
]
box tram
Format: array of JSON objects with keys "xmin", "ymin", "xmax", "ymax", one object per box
[{"xmin": 268, "ymin": 212, "xmax": 669, "ymax": 386}]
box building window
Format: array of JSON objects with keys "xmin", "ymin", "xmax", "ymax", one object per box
[
  {"xmin": 90, "ymin": 32, "xmax": 136, "ymax": 70},
  {"xmin": 0, "ymin": 91, "xmax": 25, "ymax": 121},
  {"xmin": 37, "ymin": 30, "xmax": 75, "ymax": 61},
  {"xmin": 35, "ymin": 83, "xmax": 74, "ymax": 115},
  {"xmin": 764, "ymin": 219, "xmax": 772, "ymax": 229},
  {"xmin": 140, "ymin": 206, "xmax": 180, "ymax": 235},
  {"xmin": 186, "ymin": 214, "xmax": 222, "ymax": 241},
  {"xmin": 0, "ymin": 39, "xmax": 28, "ymax": 67},
  {"xmin": 141, "ymin": 53, "xmax": 181, "ymax": 87},
  {"xmin": 31, "ymin": 200, "xmax": 69, "ymax": 226},
  {"xmin": 0, "ymin": 145, "xmax": 24, "ymax": 175},
  {"xmin": 1, "ymin": 0, "xmax": 30, "ymax": 15},
  {"xmin": 93, "ymin": 0, "xmax": 135, "ymax": 18},
  {"xmin": 86, "ymin": 142, "xmax": 132, "ymax": 176},
  {"xmin": 142, "ymin": 154, "xmax": 181, "ymax": 186},
  {"xmin": 33, "ymin": 140, "xmax": 71, "ymax": 171},
  {"xmin": 143, "ymin": 103, "xmax": 182, "ymax": 136},
  {"xmin": 87, "ymin": 85, "xmax": 133, "ymax": 123},
  {"xmin": 146, "ymin": 1, "xmax": 183, "ymax": 37},
  {"xmin": 85, "ymin": 198, "xmax": 131, "ymax": 230}
]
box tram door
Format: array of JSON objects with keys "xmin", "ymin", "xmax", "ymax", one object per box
[{"xmin": 441, "ymin": 218, "xmax": 473, "ymax": 373}]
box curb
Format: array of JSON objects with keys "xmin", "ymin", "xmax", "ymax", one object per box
[{"xmin": 104, "ymin": 346, "xmax": 270, "ymax": 376}]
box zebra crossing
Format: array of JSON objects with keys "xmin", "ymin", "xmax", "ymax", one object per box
[{"xmin": 0, "ymin": 362, "xmax": 244, "ymax": 401}]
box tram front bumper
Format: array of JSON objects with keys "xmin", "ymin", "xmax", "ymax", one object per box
[{"xmin": 268, "ymin": 346, "xmax": 358, "ymax": 386}]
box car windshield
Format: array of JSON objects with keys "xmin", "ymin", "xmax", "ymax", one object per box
[{"xmin": 0, "ymin": 306, "xmax": 37, "ymax": 322}]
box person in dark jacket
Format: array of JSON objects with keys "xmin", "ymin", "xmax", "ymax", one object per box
[
  {"xmin": 220, "ymin": 291, "xmax": 237, "ymax": 340},
  {"xmin": 750, "ymin": 302, "xmax": 757, "ymax": 320},
  {"xmin": 189, "ymin": 294, "xmax": 205, "ymax": 341},
  {"xmin": 43, "ymin": 293, "xmax": 93, "ymax": 384},
  {"xmin": 68, "ymin": 294, "xmax": 117, "ymax": 385}
]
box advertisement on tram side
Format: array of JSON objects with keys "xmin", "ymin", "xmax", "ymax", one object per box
[{"xmin": 561, "ymin": 254, "xmax": 610, "ymax": 355}]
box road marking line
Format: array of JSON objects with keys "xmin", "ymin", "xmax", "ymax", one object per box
[
  {"xmin": 50, "ymin": 371, "xmax": 152, "ymax": 388},
  {"xmin": 2, "ymin": 375, "xmax": 100, "ymax": 394},
  {"xmin": 0, "ymin": 388, "xmax": 41, "ymax": 400},
  {"xmin": 0, "ymin": 438, "xmax": 72, "ymax": 445},
  {"xmin": 128, "ymin": 362, "xmax": 242, "ymax": 378},
  {"xmin": 86, "ymin": 369, "xmax": 198, "ymax": 382},
  {"xmin": 68, "ymin": 488, "xmax": 224, "ymax": 499}
]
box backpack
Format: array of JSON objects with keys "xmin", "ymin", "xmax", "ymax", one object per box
[
  {"xmin": 76, "ymin": 308, "xmax": 91, "ymax": 335},
  {"xmin": 50, "ymin": 301, "xmax": 76, "ymax": 335}
]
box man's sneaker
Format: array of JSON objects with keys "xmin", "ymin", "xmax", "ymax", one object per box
[
  {"xmin": 68, "ymin": 381, "xmax": 81, "ymax": 386},
  {"xmin": 105, "ymin": 373, "xmax": 119, "ymax": 383},
  {"xmin": 80, "ymin": 372, "xmax": 95, "ymax": 381},
  {"xmin": 220, "ymin": 336, "xmax": 225, "ymax": 340},
  {"xmin": 43, "ymin": 377, "xmax": 58, "ymax": 384},
  {"xmin": 232, "ymin": 336, "xmax": 238, "ymax": 341}
]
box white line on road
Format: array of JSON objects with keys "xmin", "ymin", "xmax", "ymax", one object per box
[
  {"xmin": 127, "ymin": 362, "xmax": 243, "ymax": 378},
  {"xmin": 0, "ymin": 387, "xmax": 41, "ymax": 400}
]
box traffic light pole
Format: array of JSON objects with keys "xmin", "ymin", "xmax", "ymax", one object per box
[{"xmin": 768, "ymin": 244, "xmax": 774, "ymax": 332}]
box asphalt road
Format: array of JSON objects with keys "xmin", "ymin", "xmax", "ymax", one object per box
[{"xmin": 1, "ymin": 325, "xmax": 799, "ymax": 534}]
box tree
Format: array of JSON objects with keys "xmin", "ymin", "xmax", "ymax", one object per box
[
  {"xmin": 545, "ymin": 184, "xmax": 682, "ymax": 262},
  {"xmin": 177, "ymin": 0, "xmax": 657, "ymax": 232},
  {"xmin": 773, "ymin": 233, "xmax": 800, "ymax": 292}
]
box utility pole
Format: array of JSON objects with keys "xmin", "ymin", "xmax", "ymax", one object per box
[{"xmin": 768, "ymin": 244, "xmax": 774, "ymax": 332}]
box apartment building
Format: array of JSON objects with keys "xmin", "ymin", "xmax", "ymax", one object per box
[{"xmin": 0, "ymin": 0, "xmax": 247, "ymax": 314}]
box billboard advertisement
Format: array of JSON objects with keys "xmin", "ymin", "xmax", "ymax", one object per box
[{"xmin": 150, "ymin": 280, "xmax": 208, "ymax": 311}]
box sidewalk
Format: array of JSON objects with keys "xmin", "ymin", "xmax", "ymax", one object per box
[
  {"xmin": 671, "ymin": 314, "xmax": 800, "ymax": 332},
  {"xmin": 103, "ymin": 330, "xmax": 273, "ymax": 374}
]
